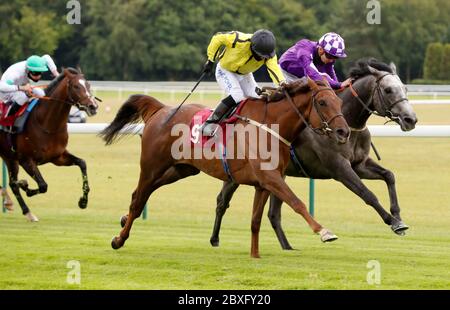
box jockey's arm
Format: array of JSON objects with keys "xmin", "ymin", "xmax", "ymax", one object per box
[
  {"xmin": 42, "ymin": 54, "xmax": 59, "ymax": 77},
  {"xmin": 265, "ymin": 56, "xmax": 285, "ymax": 86},
  {"xmin": 0, "ymin": 79, "xmax": 20, "ymax": 93},
  {"xmin": 0, "ymin": 69, "xmax": 21, "ymax": 93},
  {"xmin": 206, "ymin": 32, "xmax": 232, "ymax": 62},
  {"xmin": 300, "ymin": 55, "xmax": 341, "ymax": 88},
  {"xmin": 324, "ymin": 64, "xmax": 342, "ymax": 89}
]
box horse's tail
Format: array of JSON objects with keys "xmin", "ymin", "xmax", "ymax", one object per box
[{"xmin": 100, "ymin": 94, "xmax": 164, "ymax": 145}]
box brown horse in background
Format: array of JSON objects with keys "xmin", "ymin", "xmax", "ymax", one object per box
[
  {"xmin": 0, "ymin": 68, "xmax": 98, "ymax": 221},
  {"xmin": 101, "ymin": 78, "xmax": 350, "ymax": 258}
]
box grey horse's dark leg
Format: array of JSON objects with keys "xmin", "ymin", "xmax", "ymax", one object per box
[
  {"xmin": 210, "ymin": 181, "xmax": 240, "ymax": 247},
  {"xmin": 267, "ymin": 194, "xmax": 293, "ymax": 250},
  {"xmin": 334, "ymin": 159, "xmax": 407, "ymax": 233},
  {"xmin": 354, "ymin": 157, "xmax": 406, "ymax": 226},
  {"xmin": 52, "ymin": 151, "xmax": 89, "ymax": 209}
]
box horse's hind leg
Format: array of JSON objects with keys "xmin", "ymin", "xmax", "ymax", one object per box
[
  {"xmin": 5, "ymin": 160, "xmax": 38, "ymax": 221},
  {"xmin": 112, "ymin": 164, "xmax": 199, "ymax": 249},
  {"xmin": 268, "ymin": 194, "xmax": 293, "ymax": 250},
  {"xmin": 1, "ymin": 186, "xmax": 14, "ymax": 211},
  {"xmin": 52, "ymin": 151, "xmax": 90, "ymax": 209},
  {"xmin": 210, "ymin": 181, "xmax": 240, "ymax": 247},
  {"xmin": 18, "ymin": 159, "xmax": 48, "ymax": 197}
]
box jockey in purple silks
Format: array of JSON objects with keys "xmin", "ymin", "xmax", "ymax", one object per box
[{"xmin": 279, "ymin": 32, "xmax": 352, "ymax": 89}]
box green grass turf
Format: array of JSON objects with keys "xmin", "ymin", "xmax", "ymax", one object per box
[{"xmin": 0, "ymin": 135, "xmax": 449, "ymax": 289}]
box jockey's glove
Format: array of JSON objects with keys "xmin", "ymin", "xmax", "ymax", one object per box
[{"xmin": 202, "ymin": 60, "xmax": 214, "ymax": 75}]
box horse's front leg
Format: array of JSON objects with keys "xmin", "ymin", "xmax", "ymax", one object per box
[
  {"xmin": 52, "ymin": 151, "xmax": 89, "ymax": 209},
  {"xmin": 250, "ymin": 187, "xmax": 270, "ymax": 258},
  {"xmin": 354, "ymin": 158, "xmax": 408, "ymax": 235},
  {"xmin": 258, "ymin": 170, "xmax": 337, "ymax": 243},
  {"xmin": 5, "ymin": 160, "xmax": 38, "ymax": 221}
]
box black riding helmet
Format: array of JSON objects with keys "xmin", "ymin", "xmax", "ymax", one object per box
[{"xmin": 251, "ymin": 29, "xmax": 276, "ymax": 59}]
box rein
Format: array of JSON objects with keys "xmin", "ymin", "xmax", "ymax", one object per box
[
  {"xmin": 30, "ymin": 80, "xmax": 101, "ymax": 107},
  {"xmin": 27, "ymin": 78, "xmax": 97, "ymax": 134},
  {"xmin": 235, "ymin": 86, "xmax": 345, "ymax": 147},
  {"xmin": 283, "ymin": 87, "xmax": 344, "ymax": 135}
]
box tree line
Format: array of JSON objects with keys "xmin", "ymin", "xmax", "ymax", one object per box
[{"xmin": 0, "ymin": 0, "xmax": 449, "ymax": 82}]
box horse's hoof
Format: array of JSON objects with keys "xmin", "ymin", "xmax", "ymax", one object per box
[
  {"xmin": 78, "ymin": 197, "xmax": 88, "ymax": 209},
  {"xmin": 251, "ymin": 253, "xmax": 261, "ymax": 259},
  {"xmin": 319, "ymin": 228, "xmax": 338, "ymax": 242},
  {"xmin": 392, "ymin": 221, "xmax": 409, "ymax": 235},
  {"xmin": 120, "ymin": 215, "xmax": 128, "ymax": 228},
  {"xmin": 25, "ymin": 212, "xmax": 39, "ymax": 222},
  {"xmin": 210, "ymin": 237, "xmax": 219, "ymax": 247},
  {"xmin": 282, "ymin": 246, "xmax": 294, "ymax": 251},
  {"xmin": 111, "ymin": 236, "xmax": 122, "ymax": 250}
]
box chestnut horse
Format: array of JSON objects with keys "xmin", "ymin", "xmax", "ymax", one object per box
[
  {"xmin": 0, "ymin": 68, "xmax": 98, "ymax": 221},
  {"xmin": 100, "ymin": 78, "xmax": 350, "ymax": 258}
]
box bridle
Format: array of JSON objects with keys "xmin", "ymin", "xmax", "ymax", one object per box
[
  {"xmin": 349, "ymin": 73, "xmax": 408, "ymax": 123},
  {"xmin": 31, "ymin": 76, "xmax": 101, "ymax": 108},
  {"xmin": 66, "ymin": 78, "xmax": 99, "ymax": 109},
  {"xmin": 284, "ymin": 86, "xmax": 345, "ymax": 136},
  {"xmin": 29, "ymin": 76, "xmax": 99, "ymax": 134}
]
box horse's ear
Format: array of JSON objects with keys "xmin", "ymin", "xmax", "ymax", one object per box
[
  {"xmin": 307, "ymin": 77, "xmax": 319, "ymax": 91},
  {"xmin": 389, "ymin": 62, "xmax": 397, "ymax": 75},
  {"xmin": 77, "ymin": 65, "xmax": 83, "ymax": 74},
  {"xmin": 368, "ymin": 65, "xmax": 382, "ymax": 77},
  {"xmin": 63, "ymin": 68, "xmax": 74, "ymax": 77},
  {"xmin": 321, "ymin": 76, "xmax": 331, "ymax": 88}
]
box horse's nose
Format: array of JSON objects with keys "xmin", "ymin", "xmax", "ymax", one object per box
[
  {"xmin": 401, "ymin": 112, "xmax": 418, "ymax": 131},
  {"xmin": 335, "ymin": 127, "xmax": 350, "ymax": 143},
  {"xmin": 403, "ymin": 115, "xmax": 417, "ymax": 126}
]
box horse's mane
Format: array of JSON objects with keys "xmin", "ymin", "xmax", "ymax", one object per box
[
  {"xmin": 261, "ymin": 77, "xmax": 328, "ymax": 103},
  {"xmin": 348, "ymin": 58, "xmax": 393, "ymax": 80},
  {"xmin": 45, "ymin": 67, "xmax": 80, "ymax": 95}
]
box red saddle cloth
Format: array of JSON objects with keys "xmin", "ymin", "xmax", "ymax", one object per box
[
  {"xmin": 189, "ymin": 99, "xmax": 248, "ymax": 147},
  {"xmin": 0, "ymin": 100, "xmax": 28, "ymax": 127}
]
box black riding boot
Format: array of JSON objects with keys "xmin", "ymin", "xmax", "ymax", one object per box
[
  {"xmin": 5, "ymin": 101, "xmax": 21, "ymax": 117},
  {"xmin": 201, "ymin": 95, "xmax": 237, "ymax": 136}
]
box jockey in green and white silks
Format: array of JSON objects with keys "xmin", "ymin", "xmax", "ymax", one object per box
[
  {"xmin": 200, "ymin": 29, "xmax": 286, "ymax": 136},
  {"xmin": 0, "ymin": 55, "xmax": 59, "ymax": 116}
]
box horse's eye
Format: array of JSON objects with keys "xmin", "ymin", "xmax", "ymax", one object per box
[
  {"xmin": 385, "ymin": 87, "xmax": 392, "ymax": 94},
  {"xmin": 319, "ymin": 100, "xmax": 327, "ymax": 107}
]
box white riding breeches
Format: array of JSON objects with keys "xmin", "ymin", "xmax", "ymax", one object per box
[
  {"xmin": 0, "ymin": 88, "xmax": 45, "ymax": 106},
  {"xmin": 281, "ymin": 69, "xmax": 300, "ymax": 83},
  {"xmin": 215, "ymin": 62, "xmax": 259, "ymax": 103}
]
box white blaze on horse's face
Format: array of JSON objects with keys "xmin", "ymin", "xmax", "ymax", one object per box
[
  {"xmin": 78, "ymin": 78, "xmax": 98, "ymax": 110},
  {"xmin": 379, "ymin": 74, "xmax": 417, "ymax": 131}
]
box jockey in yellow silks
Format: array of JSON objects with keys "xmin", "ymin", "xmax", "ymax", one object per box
[{"xmin": 200, "ymin": 30, "xmax": 286, "ymax": 136}]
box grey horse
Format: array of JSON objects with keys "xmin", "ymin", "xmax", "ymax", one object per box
[{"xmin": 210, "ymin": 58, "xmax": 418, "ymax": 249}]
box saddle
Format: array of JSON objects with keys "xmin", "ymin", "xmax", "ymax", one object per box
[
  {"xmin": 0, "ymin": 99, "xmax": 39, "ymax": 133},
  {"xmin": 190, "ymin": 99, "xmax": 249, "ymax": 147}
]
